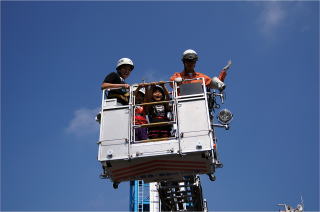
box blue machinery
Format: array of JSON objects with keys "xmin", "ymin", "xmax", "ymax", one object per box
[
  {"xmin": 129, "ymin": 177, "xmax": 207, "ymax": 212},
  {"xmin": 130, "ymin": 181, "xmax": 151, "ymax": 212}
]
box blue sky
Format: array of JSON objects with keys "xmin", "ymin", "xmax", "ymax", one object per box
[{"xmin": 1, "ymin": 1, "xmax": 319, "ymax": 211}]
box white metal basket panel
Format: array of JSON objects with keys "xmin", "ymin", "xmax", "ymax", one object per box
[
  {"xmin": 177, "ymin": 98, "xmax": 213, "ymax": 152},
  {"xmin": 177, "ymin": 98, "xmax": 210, "ymax": 132},
  {"xmin": 99, "ymin": 139, "xmax": 128, "ymax": 161},
  {"xmin": 100, "ymin": 107, "xmax": 130, "ymax": 141},
  {"xmin": 98, "ymin": 106, "xmax": 130, "ymax": 161}
]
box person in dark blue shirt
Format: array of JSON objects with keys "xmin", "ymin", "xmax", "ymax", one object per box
[{"xmin": 101, "ymin": 58, "xmax": 134, "ymax": 105}]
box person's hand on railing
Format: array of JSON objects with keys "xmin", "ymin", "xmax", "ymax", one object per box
[
  {"xmin": 138, "ymin": 82, "xmax": 148, "ymax": 87},
  {"xmin": 158, "ymin": 81, "xmax": 166, "ymax": 85},
  {"xmin": 123, "ymin": 84, "xmax": 130, "ymax": 89},
  {"xmin": 138, "ymin": 81, "xmax": 167, "ymax": 87}
]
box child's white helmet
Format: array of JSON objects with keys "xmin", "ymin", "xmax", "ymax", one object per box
[{"xmin": 132, "ymin": 84, "xmax": 145, "ymax": 95}]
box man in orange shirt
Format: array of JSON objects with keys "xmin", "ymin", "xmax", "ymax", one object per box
[{"xmin": 170, "ymin": 49, "xmax": 226, "ymax": 91}]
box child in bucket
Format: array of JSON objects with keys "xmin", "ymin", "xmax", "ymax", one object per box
[
  {"xmin": 144, "ymin": 82, "xmax": 172, "ymax": 139},
  {"xmin": 133, "ymin": 85, "xmax": 148, "ymax": 141}
]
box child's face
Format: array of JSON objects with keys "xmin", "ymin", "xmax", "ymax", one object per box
[
  {"xmin": 152, "ymin": 89, "xmax": 163, "ymax": 101},
  {"xmin": 135, "ymin": 92, "xmax": 144, "ymax": 104}
]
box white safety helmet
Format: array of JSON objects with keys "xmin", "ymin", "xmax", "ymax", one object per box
[
  {"xmin": 132, "ymin": 84, "xmax": 145, "ymax": 95},
  {"xmin": 138, "ymin": 87, "xmax": 146, "ymax": 95},
  {"xmin": 182, "ymin": 49, "xmax": 198, "ymax": 61},
  {"xmin": 116, "ymin": 58, "xmax": 134, "ymax": 71}
]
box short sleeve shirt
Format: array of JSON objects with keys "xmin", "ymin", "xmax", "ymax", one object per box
[
  {"xmin": 103, "ymin": 72, "xmax": 127, "ymax": 95},
  {"xmin": 169, "ymin": 71, "xmax": 212, "ymax": 86},
  {"xmin": 103, "ymin": 72, "xmax": 129, "ymax": 104}
]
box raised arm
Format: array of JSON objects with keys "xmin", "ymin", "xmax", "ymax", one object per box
[
  {"xmin": 143, "ymin": 85, "xmax": 154, "ymax": 114},
  {"xmin": 159, "ymin": 81, "xmax": 170, "ymax": 101}
]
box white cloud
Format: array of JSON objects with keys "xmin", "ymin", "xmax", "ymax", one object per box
[
  {"xmin": 66, "ymin": 107, "xmax": 100, "ymax": 137},
  {"xmin": 258, "ymin": 2, "xmax": 286, "ymax": 37}
]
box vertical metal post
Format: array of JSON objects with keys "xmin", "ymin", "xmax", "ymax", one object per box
[
  {"xmin": 98, "ymin": 90, "xmax": 106, "ymax": 160},
  {"xmin": 128, "ymin": 86, "xmax": 133, "ymax": 159},
  {"xmin": 173, "ymin": 81, "xmax": 182, "ymax": 154},
  {"xmin": 202, "ymin": 78, "xmax": 215, "ymax": 148},
  {"xmin": 99, "ymin": 90, "xmax": 106, "ymax": 141},
  {"xmin": 132, "ymin": 93, "xmax": 136, "ymax": 143},
  {"xmin": 171, "ymin": 82, "xmax": 177, "ymax": 138},
  {"xmin": 149, "ymin": 182, "xmax": 160, "ymax": 212}
]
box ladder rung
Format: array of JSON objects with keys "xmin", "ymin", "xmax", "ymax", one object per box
[
  {"xmin": 135, "ymin": 100, "xmax": 172, "ymax": 106},
  {"xmin": 133, "ymin": 121, "xmax": 174, "ymax": 128}
]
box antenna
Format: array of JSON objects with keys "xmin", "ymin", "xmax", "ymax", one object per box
[{"xmin": 296, "ymin": 196, "xmax": 304, "ymax": 212}]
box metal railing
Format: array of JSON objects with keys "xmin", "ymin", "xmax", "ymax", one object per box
[
  {"xmin": 130, "ymin": 81, "xmax": 177, "ymax": 144},
  {"xmin": 100, "ymin": 77, "xmax": 217, "ymax": 158}
]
